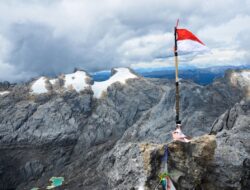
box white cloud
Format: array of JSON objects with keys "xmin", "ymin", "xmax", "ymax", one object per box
[
  {"xmin": 118, "ymin": 32, "xmax": 173, "ymax": 62},
  {"xmin": 0, "ymin": 0, "xmax": 249, "ymax": 81},
  {"xmin": 199, "ymin": 15, "xmax": 250, "ymax": 46},
  {"xmin": 189, "ymin": 49, "xmax": 248, "ymax": 68}
]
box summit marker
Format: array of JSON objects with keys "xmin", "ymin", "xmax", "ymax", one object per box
[{"xmin": 173, "ymin": 19, "xmax": 208, "ymax": 125}]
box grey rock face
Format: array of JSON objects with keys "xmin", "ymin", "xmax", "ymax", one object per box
[
  {"xmin": 0, "ymin": 81, "xmax": 10, "ymax": 91},
  {"xmin": 241, "ymin": 158, "xmax": 250, "ymax": 189},
  {"xmin": 98, "ymin": 135, "xmax": 216, "ymax": 190},
  {"xmin": 21, "ymin": 160, "xmax": 45, "ymax": 180},
  {"xmin": 98, "ymin": 143, "xmax": 146, "ymax": 190},
  {"xmin": 205, "ymin": 100, "xmax": 250, "ymax": 190},
  {"xmin": 168, "ymin": 135, "xmax": 216, "ymax": 190},
  {"xmin": 0, "ymin": 69, "xmax": 249, "ymax": 189},
  {"xmin": 118, "ymin": 77, "xmax": 244, "ymax": 146}
]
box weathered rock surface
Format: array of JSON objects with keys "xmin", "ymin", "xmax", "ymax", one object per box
[
  {"xmin": 0, "ymin": 81, "xmax": 11, "ymax": 91},
  {"xmin": 0, "ymin": 69, "xmax": 249, "ymax": 190},
  {"xmin": 168, "ymin": 135, "xmax": 216, "ymax": 190},
  {"xmin": 207, "ymin": 100, "xmax": 250, "ymax": 190},
  {"xmin": 98, "ymin": 135, "xmax": 216, "ymax": 190}
]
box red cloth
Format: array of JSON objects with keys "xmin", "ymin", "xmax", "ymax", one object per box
[
  {"xmin": 176, "ymin": 29, "xmax": 205, "ymax": 45},
  {"xmin": 166, "ymin": 176, "xmax": 171, "ymax": 190}
]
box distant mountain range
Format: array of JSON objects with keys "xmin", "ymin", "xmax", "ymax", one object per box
[{"xmin": 91, "ymin": 65, "xmax": 250, "ymax": 85}]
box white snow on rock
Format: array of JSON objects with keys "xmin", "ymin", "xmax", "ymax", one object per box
[
  {"xmin": 231, "ymin": 70, "xmax": 250, "ymax": 86},
  {"xmin": 0, "ymin": 91, "xmax": 10, "ymax": 96},
  {"xmin": 29, "ymin": 68, "xmax": 138, "ymax": 96},
  {"xmin": 230, "ymin": 70, "xmax": 250, "ymax": 98},
  {"xmin": 31, "ymin": 77, "xmax": 48, "ymax": 94},
  {"xmin": 92, "ymin": 68, "xmax": 138, "ymax": 98},
  {"xmin": 64, "ymin": 71, "xmax": 89, "ymax": 92},
  {"xmin": 49, "ymin": 78, "xmax": 58, "ymax": 85},
  {"xmin": 240, "ymin": 71, "xmax": 250, "ymax": 82},
  {"xmin": 240, "ymin": 70, "xmax": 250, "ymax": 98}
]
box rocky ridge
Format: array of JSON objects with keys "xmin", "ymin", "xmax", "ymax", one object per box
[{"xmin": 0, "ymin": 68, "xmax": 249, "ymax": 190}]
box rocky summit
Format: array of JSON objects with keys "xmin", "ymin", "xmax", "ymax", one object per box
[{"xmin": 0, "ymin": 68, "xmax": 249, "ymax": 190}]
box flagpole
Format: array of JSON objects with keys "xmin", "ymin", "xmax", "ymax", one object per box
[{"xmin": 174, "ymin": 20, "xmax": 181, "ymax": 125}]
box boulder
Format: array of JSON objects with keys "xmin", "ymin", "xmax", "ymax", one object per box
[
  {"xmin": 99, "ymin": 135, "xmax": 216, "ymax": 190},
  {"xmin": 168, "ymin": 135, "xmax": 216, "ymax": 190},
  {"xmin": 205, "ymin": 100, "xmax": 250, "ymax": 189}
]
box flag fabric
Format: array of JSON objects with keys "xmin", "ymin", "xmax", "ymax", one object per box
[{"xmin": 176, "ymin": 28, "xmax": 208, "ymax": 53}]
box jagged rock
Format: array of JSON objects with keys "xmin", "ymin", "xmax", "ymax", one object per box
[
  {"xmin": 20, "ymin": 160, "xmax": 44, "ymax": 180},
  {"xmin": 229, "ymin": 70, "xmax": 250, "ymax": 99},
  {"xmin": 205, "ymin": 100, "xmax": 250, "ymax": 189},
  {"xmin": 168, "ymin": 135, "xmax": 216, "ymax": 190},
  {"xmin": 0, "ymin": 69, "xmax": 249, "ymax": 190},
  {"xmin": 99, "ymin": 135, "xmax": 216, "ymax": 190},
  {"xmin": 0, "ymin": 81, "xmax": 10, "ymax": 90},
  {"xmin": 241, "ymin": 158, "xmax": 250, "ymax": 189},
  {"xmin": 98, "ymin": 143, "xmax": 146, "ymax": 190},
  {"xmin": 98, "ymin": 142, "xmax": 169, "ymax": 190}
]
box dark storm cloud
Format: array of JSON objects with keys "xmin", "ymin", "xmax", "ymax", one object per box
[
  {"xmin": 6, "ymin": 21, "xmax": 124, "ymax": 77},
  {"xmin": 7, "ymin": 23, "xmax": 79, "ymax": 75}
]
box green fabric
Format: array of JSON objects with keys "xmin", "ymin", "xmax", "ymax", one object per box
[
  {"xmin": 51, "ymin": 177, "xmax": 64, "ymax": 187},
  {"xmin": 159, "ymin": 172, "xmax": 170, "ymax": 180},
  {"xmin": 161, "ymin": 178, "xmax": 166, "ymax": 184},
  {"xmin": 46, "ymin": 177, "xmax": 64, "ymax": 189},
  {"xmin": 159, "ymin": 172, "xmax": 171, "ymax": 190}
]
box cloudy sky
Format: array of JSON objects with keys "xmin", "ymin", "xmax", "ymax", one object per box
[{"xmin": 0, "ymin": 0, "xmax": 250, "ymax": 81}]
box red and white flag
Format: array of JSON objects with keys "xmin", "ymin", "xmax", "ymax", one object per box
[{"xmin": 176, "ymin": 28, "xmax": 208, "ymax": 53}]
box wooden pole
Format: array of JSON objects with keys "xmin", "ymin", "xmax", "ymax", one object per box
[{"xmin": 174, "ymin": 25, "xmax": 181, "ymax": 124}]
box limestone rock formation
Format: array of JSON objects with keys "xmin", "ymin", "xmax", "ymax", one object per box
[
  {"xmin": 0, "ymin": 81, "xmax": 11, "ymax": 91},
  {"xmin": 168, "ymin": 135, "xmax": 216, "ymax": 190},
  {"xmin": 99, "ymin": 135, "xmax": 216, "ymax": 190},
  {"xmin": 0, "ymin": 69, "xmax": 249, "ymax": 189},
  {"xmin": 207, "ymin": 100, "xmax": 250, "ymax": 190}
]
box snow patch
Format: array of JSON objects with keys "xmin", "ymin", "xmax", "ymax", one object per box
[
  {"xmin": 92, "ymin": 68, "xmax": 138, "ymax": 98},
  {"xmin": 230, "ymin": 70, "xmax": 250, "ymax": 86},
  {"xmin": 240, "ymin": 71, "xmax": 250, "ymax": 82},
  {"xmin": 0, "ymin": 91, "xmax": 10, "ymax": 96},
  {"xmin": 64, "ymin": 71, "xmax": 89, "ymax": 92},
  {"xmin": 29, "ymin": 68, "xmax": 137, "ymax": 95},
  {"xmin": 31, "ymin": 77, "xmax": 48, "ymax": 94},
  {"xmin": 49, "ymin": 78, "xmax": 58, "ymax": 85}
]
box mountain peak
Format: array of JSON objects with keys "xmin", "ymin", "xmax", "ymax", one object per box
[
  {"xmin": 28, "ymin": 67, "xmax": 139, "ymax": 97},
  {"xmin": 229, "ymin": 69, "xmax": 250, "ymax": 99},
  {"xmin": 93, "ymin": 67, "xmax": 139, "ymax": 98}
]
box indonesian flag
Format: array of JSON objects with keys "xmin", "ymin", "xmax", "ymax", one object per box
[{"xmin": 176, "ymin": 28, "xmax": 208, "ymax": 53}]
